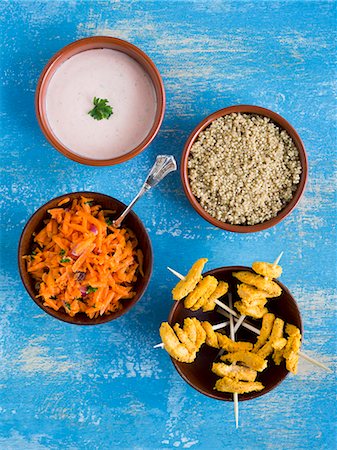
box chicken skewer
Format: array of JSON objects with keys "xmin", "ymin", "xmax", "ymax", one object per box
[
  {"xmin": 168, "ymin": 266, "xmax": 239, "ymax": 319},
  {"xmin": 153, "ymin": 320, "xmax": 229, "ymax": 349},
  {"xmin": 162, "ymin": 266, "xmax": 331, "ymax": 372},
  {"xmin": 228, "ymin": 293, "xmax": 239, "ymax": 429},
  {"xmin": 233, "ymin": 252, "xmax": 283, "ymax": 333}
]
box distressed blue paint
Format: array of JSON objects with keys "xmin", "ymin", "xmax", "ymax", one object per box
[{"xmin": 0, "ymin": 1, "xmax": 336, "ymax": 449}]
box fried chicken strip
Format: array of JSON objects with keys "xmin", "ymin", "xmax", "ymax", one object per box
[
  {"xmin": 212, "ymin": 363, "xmax": 257, "ymax": 382},
  {"xmin": 190, "ymin": 317, "xmax": 207, "ymax": 350},
  {"xmin": 252, "ymin": 261, "xmax": 282, "ymax": 279},
  {"xmin": 253, "ymin": 313, "xmax": 275, "ymax": 352},
  {"xmin": 160, "ymin": 322, "xmax": 193, "ymax": 362},
  {"xmin": 173, "ymin": 323, "xmax": 196, "ymax": 355},
  {"xmin": 273, "ymin": 348, "xmax": 284, "ymax": 365},
  {"xmin": 215, "ymin": 376, "xmax": 264, "ymax": 394},
  {"xmin": 257, "ymin": 318, "xmax": 287, "ymax": 358},
  {"xmin": 221, "ymin": 351, "xmax": 267, "ymax": 372},
  {"xmin": 283, "ymin": 324, "xmax": 302, "ymax": 374},
  {"xmin": 234, "ymin": 300, "xmax": 268, "ymax": 319},
  {"xmin": 201, "ymin": 321, "xmax": 253, "ymax": 352},
  {"xmin": 202, "ymin": 281, "xmax": 229, "ymax": 312},
  {"xmin": 233, "ymin": 271, "xmax": 282, "ymax": 297},
  {"xmin": 172, "ymin": 258, "xmax": 208, "ymax": 300},
  {"xmin": 237, "ymin": 283, "xmax": 269, "ymax": 301},
  {"xmin": 184, "ymin": 276, "xmax": 217, "ymax": 309}
]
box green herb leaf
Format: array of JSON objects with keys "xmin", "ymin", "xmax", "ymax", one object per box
[
  {"xmin": 85, "ymin": 200, "xmax": 94, "ymax": 206},
  {"xmin": 88, "ymin": 97, "xmax": 113, "ymax": 121},
  {"xmin": 59, "ymin": 249, "xmax": 66, "ymax": 256},
  {"xmin": 86, "ymin": 286, "xmax": 98, "ymax": 294},
  {"xmin": 65, "ymin": 302, "xmax": 71, "ymax": 310},
  {"xmin": 31, "ymin": 251, "xmax": 37, "ymax": 256},
  {"xmin": 60, "ymin": 258, "xmax": 71, "ymax": 263},
  {"xmin": 106, "ymin": 217, "xmax": 113, "ymax": 226}
]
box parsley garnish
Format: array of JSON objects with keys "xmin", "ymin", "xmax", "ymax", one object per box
[
  {"xmin": 84, "ymin": 200, "xmax": 94, "ymax": 206},
  {"xmin": 65, "ymin": 302, "xmax": 71, "ymax": 310},
  {"xmin": 106, "ymin": 217, "xmax": 113, "ymax": 226},
  {"xmin": 31, "ymin": 251, "xmax": 37, "ymax": 256},
  {"xmin": 59, "ymin": 249, "xmax": 66, "ymax": 256},
  {"xmin": 86, "ymin": 286, "xmax": 98, "ymax": 294},
  {"xmin": 88, "ymin": 97, "xmax": 113, "ymax": 121},
  {"xmin": 60, "ymin": 258, "xmax": 71, "ymax": 263}
]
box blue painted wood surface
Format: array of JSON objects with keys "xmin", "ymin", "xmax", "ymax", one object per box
[{"xmin": 1, "ymin": 1, "xmax": 336, "ymax": 449}]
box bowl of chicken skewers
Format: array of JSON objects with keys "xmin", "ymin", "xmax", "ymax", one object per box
[{"xmin": 158, "ymin": 257, "xmax": 303, "ymax": 401}]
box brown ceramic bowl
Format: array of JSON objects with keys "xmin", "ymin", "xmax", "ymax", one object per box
[
  {"xmin": 36, "ymin": 36, "xmax": 165, "ymax": 166},
  {"xmin": 181, "ymin": 105, "xmax": 308, "ymax": 233},
  {"xmin": 18, "ymin": 192, "xmax": 153, "ymax": 325},
  {"xmin": 168, "ymin": 266, "xmax": 303, "ymax": 401}
]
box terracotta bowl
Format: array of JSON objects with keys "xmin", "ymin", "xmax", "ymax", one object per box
[
  {"xmin": 181, "ymin": 105, "xmax": 308, "ymax": 233},
  {"xmin": 18, "ymin": 192, "xmax": 153, "ymax": 325},
  {"xmin": 168, "ymin": 266, "xmax": 303, "ymax": 401},
  {"xmin": 36, "ymin": 36, "xmax": 165, "ymax": 166}
]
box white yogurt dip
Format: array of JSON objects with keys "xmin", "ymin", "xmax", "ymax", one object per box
[{"xmin": 45, "ymin": 49, "xmax": 157, "ymax": 159}]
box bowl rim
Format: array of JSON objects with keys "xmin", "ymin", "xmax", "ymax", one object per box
[
  {"xmin": 181, "ymin": 105, "xmax": 308, "ymax": 233},
  {"xmin": 168, "ymin": 265, "xmax": 303, "ymax": 401},
  {"xmin": 17, "ymin": 191, "xmax": 153, "ymax": 325},
  {"xmin": 35, "ymin": 36, "xmax": 166, "ymax": 166}
]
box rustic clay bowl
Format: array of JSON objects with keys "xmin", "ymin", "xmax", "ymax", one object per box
[
  {"xmin": 181, "ymin": 105, "xmax": 308, "ymax": 233},
  {"xmin": 36, "ymin": 36, "xmax": 165, "ymax": 166},
  {"xmin": 168, "ymin": 266, "xmax": 303, "ymax": 401},
  {"xmin": 18, "ymin": 192, "xmax": 153, "ymax": 325}
]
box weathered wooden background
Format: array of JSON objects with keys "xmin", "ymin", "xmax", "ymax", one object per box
[{"xmin": 0, "ymin": 1, "xmax": 336, "ymax": 449}]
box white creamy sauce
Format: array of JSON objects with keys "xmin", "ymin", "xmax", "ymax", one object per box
[{"xmin": 45, "ymin": 49, "xmax": 157, "ymax": 159}]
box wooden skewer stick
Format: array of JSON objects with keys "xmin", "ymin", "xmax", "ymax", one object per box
[
  {"xmin": 228, "ymin": 293, "xmax": 239, "ymax": 429},
  {"xmin": 165, "ymin": 266, "xmax": 332, "ymax": 372},
  {"xmin": 273, "ymin": 251, "xmax": 284, "ymax": 267},
  {"xmin": 233, "ymin": 252, "xmax": 284, "ymax": 334}
]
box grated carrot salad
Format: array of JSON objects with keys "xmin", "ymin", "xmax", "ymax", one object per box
[{"xmin": 24, "ymin": 196, "xmax": 143, "ymax": 318}]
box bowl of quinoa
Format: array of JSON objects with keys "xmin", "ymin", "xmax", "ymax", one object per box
[{"xmin": 181, "ymin": 105, "xmax": 308, "ymax": 232}]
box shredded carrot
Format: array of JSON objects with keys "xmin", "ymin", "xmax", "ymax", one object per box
[{"xmin": 24, "ymin": 196, "xmax": 143, "ymax": 318}]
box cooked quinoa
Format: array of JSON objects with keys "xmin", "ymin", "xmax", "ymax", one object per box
[{"xmin": 188, "ymin": 113, "xmax": 302, "ymax": 226}]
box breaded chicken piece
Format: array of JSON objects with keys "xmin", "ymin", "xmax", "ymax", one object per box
[
  {"xmin": 212, "ymin": 363, "xmax": 257, "ymax": 382},
  {"xmin": 190, "ymin": 317, "xmax": 206, "ymax": 350},
  {"xmin": 256, "ymin": 342, "xmax": 273, "ymax": 359},
  {"xmin": 221, "ymin": 351, "xmax": 267, "ymax": 372},
  {"xmin": 202, "ymin": 281, "xmax": 229, "ymax": 312},
  {"xmin": 190, "ymin": 277, "xmax": 218, "ymax": 311},
  {"xmin": 253, "ymin": 313, "xmax": 275, "ymax": 352},
  {"xmin": 237, "ymin": 283, "xmax": 269, "ymax": 301},
  {"xmin": 234, "ymin": 300, "xmax": 268, "ymax": 319},
  {"xmin": 283, "ymin": 324, "xmax": 301, "ymax": 374},
  {"xmin": 252, "ymin": 261, "xmax": 282, "ymax": 279},
  {"xmin": 286, "ymin": 353, "xmax": 299, "ymax": 374},
  {"xmin": 217, "ymin": 335, "xmax": 253, "ymax": 353},
  {"xmin": 233, "ymin": 271, "xmax": 282, "ymax": 297},
  {"xmin": 172, "ymin": 258, "xmax": 207, "ymax": 300},
  {"xmin": 285, "ymin": 323, "xmax": 301, "ymax": 338},
  {"xmin": 273, "ymin": 348, "xmax": 284, "ymax": 365},
  {"xmin": 257, "ymin": 318, "xmax": 287, "ymax": 358},
  {"xmin": 201, "ymin": 321, "xmax": 219, "ymax": 347},
  {"xmin": 201, "ymin": 321, "xmax": 253, "ymax": 352},
  {"xmin": 160, "ymin": 322, "xmax": 192, "ymax": 362},
  {"xmin": 183, "ymin": 317, "xmax": 197, "ymax": 344},
  {"xmin": 269, "ymin": 318, "xmax": 286, "ymax": 349},
  {"xmin": 173, "ymin": 323, "xmax": 196, "ymax": 354},
  {"xmin": 184, "ymin": 276, "xmax": 217, "ymax": 309},
  {"xmin": 215, "ymin": 376, "xmax": 264, "ymax": 394}
]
